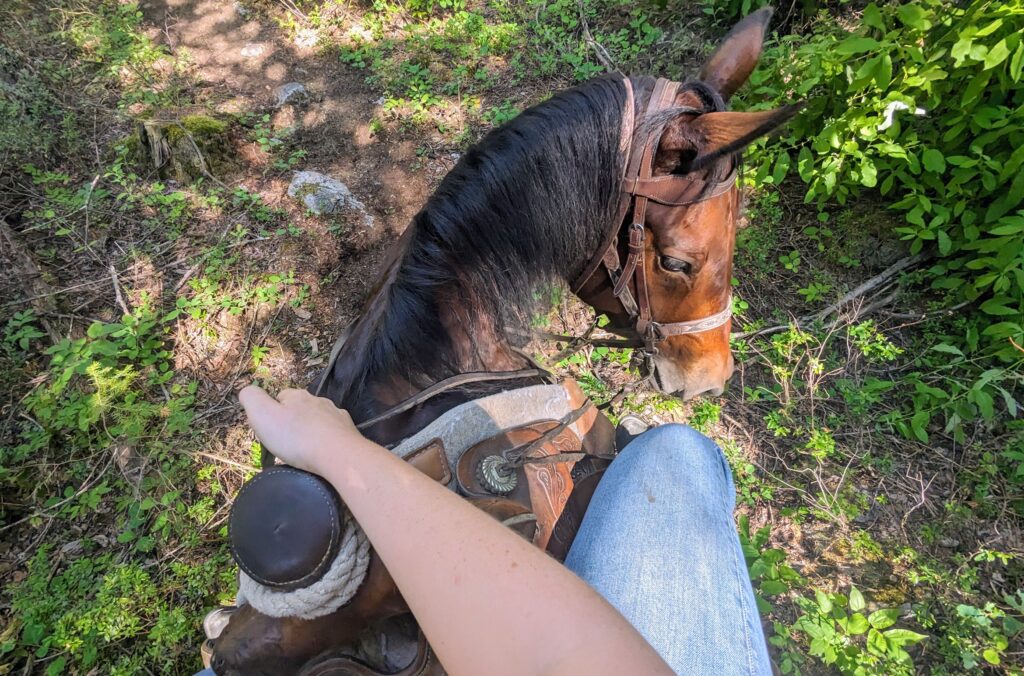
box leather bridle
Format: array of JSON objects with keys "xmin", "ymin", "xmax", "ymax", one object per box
[{"xmin": 572, "ymin": 77, "xmax": 737, "ymax": 365}]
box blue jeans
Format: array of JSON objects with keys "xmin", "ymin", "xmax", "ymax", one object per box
[{"xmin": 565, "ymin": 424, "xmax": 772, "ymax": 675}]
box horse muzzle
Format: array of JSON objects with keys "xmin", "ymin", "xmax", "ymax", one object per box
[{"xmin": 651, "ymin": 351, "xmax": 734, "ymax": 400}]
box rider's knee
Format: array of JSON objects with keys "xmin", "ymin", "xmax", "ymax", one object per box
[{"xmin": 618, "ymin": 423, "xmax": 734, "ymax": 499}]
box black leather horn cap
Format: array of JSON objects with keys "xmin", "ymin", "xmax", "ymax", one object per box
[{"xmin": 229, "ymin": 466, "xmax": 344, "ymax": 591}]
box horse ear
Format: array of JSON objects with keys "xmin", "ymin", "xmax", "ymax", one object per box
[
  {"xmin": 657, "ymin": 104, "xmax": 803, "ymax": 173},
  {"xmin": 698, "ymin": 7, "xmax": 774, "ymax": 101}
]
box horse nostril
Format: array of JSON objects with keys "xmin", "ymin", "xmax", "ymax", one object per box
[{"xmin": 211, "ymin": 654, "xmax": 226, "ymax": 673}]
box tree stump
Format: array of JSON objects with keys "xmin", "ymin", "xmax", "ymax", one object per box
[{"xmin": 135, "ymin": 114, "xmax": 233, "ymax": 183}]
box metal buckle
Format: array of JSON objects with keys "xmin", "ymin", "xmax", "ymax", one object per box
[{"xmin": 641, "ymin": 322, "xmax": 661, "ymax": 363}]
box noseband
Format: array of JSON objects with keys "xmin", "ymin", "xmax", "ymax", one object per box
[{"xmin": 572, "ymin": 77, "xmax": 736, "ymax": 361}]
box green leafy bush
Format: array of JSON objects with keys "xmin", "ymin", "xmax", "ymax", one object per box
[
  {"xmin": 787, "ymin": 587, "xmax": 927, "ymax": 675},
  {"xmin": 742, "ymin": 0, "xmax": 1024, "ymax": 362},
  {"xmin": 739, "ymin": 514, "xmax": 803, "ymax": 613}
]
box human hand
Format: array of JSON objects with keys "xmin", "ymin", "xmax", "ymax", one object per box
[{"xmin": 238, "ymin": 386, "xmax": 365, "ymax": 475}]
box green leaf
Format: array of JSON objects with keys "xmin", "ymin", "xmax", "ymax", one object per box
[
  {"xmin": 884, "ymin": 628, "xmax": 928, "ymax": 647},
  {"xmin": 922, "ymin": 149, "xmax": 946, "ymax": 173},
  {"xmin": 1011, "ymin": 40, "xmax": 1024, "ymax": 79},
  {"xmin": 816, "ymin": 590, "xmax": 833, "ymax": 614},
  {"xmin": 910, "ymin": 409, "xmax": 929, "ymax": 442},
  {"xmin": 931, "ymin": 343, "xmax": 963, "ymax": 356},
  {"xmin": 773, "ymin": 151, "xmax": 791, "ymax": 184},
  {"xmin": 937, "ymin": 230, "xmax": 952, "ymax": 255},
  {"xmin": 973, "ymin": 387, "xmax": 995, "ymax": 421},
  {"xmin": 869, "ymin": 607, "xmax": 899, "ymax": 630},
  {"xmin": 962, "ymin": 71, "xmax": 992, "ymax": 107},
  {"xmin": 998, "ymin": 386, "xmax": 1019, "ymax": 417},
  {"xmin": 983, "ymin": 648, "xmax": 1001, "ymax": 665},
  {"xmin": 984, "ymin": 39, "xmax": 1010, "ymax": 70},
  {"xmin": 975, "ymin": 19, "xmax": 1004, "ymax": 37},
  {"xmin": 980, "ymin": 298, "xmax": 1019, "ymax": 316},
  {"xmin": 952, "ymin": 36, "xmax": 974, "ymax": 66},
  {"xmin": 849, "ymin": 586, "xmax": 866, "ymax": 612},
  {"xmin": 761, "ymin": 580, "xmax": 788, "ymax": 596},
  {"xmin": 835, "ymin": 37, "xmax": 881, "ymax": 55},
  {"xmin": 797, "ymin": 146, "xmax": 814, "ymax": 181},
  {"xmin": 847, "ymin": 613, "xmax": 870, "ymax": 635},
  {"xmin": 897, "ymin": 4, "xmax": 929, "ymax": 30},
  {"xmin": 867, "ymin": 627, "xmax": 889, "ymax": 655},
  {"xmin": 874, "ymin": 53, "xmax": 893, "ymax": 89},
  {"xmin": 46, "ymin": 656, "xmax": 66, "ymax": 676},
  {"xmin": 862, "ymin": 3, "xmax": 885, "ymax": 31}
]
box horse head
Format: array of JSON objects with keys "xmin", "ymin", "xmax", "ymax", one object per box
[{"xmin": 576, "ymin": 8, "xmax": 800, "ymax": 399}]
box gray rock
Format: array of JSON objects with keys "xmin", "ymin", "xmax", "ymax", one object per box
[
  {"xmin": 234, "ymin": 1, "xmax": 251, "ymax": 18},
  {"xmin": 294, "ymin": 29, "xmax": 318, "ymax": 49},
  {"xmin": 273, "ymin": 82, "xmax": 309, "ymax": 108},
  {"xmin": 60, "ymin": 540, "xmax": 84, "ymax": 556},
  {"xmin": 288, "ymin": 171, "xmax": 375, "ymax": 228},
  {"xmin": 240, "ymin": 43, "xmax": 265, "ymax": 58}
]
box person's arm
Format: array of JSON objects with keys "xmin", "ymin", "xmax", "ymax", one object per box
[{"xmin": 239, "ymin": 386, "xmax": 671, "ymax": 676}]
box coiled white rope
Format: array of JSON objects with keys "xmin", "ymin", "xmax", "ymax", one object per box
[{"xmin": 235, "ymin": 512, "xmax": 370, "ymax": 620}]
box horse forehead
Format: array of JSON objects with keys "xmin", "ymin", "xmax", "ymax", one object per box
[{"xmin": 647, "ymin": 194, "xmax": 737, "ymax": 247}]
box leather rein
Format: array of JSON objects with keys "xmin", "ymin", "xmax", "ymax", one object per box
[
  {"xmin": 312, "ymin": 324, "xmax": 552, "ymax": 440},
  {"xmin": 571, "ymin": 77, "xmax": 737, "ymax": 362}
]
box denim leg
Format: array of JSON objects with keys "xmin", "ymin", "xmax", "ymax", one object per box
[{"xmin": 565, "ymin": 424, "xmax": 771, "ymax": 675}]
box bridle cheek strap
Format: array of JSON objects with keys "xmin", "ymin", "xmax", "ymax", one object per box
[{"xmin": 573, "ymin": 76, "xmax": 736, "ymax": 352}]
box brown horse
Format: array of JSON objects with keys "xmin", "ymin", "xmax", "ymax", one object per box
[{"xmin": 210, "ymin": 8, "xmax": 798, "ymax": 674}]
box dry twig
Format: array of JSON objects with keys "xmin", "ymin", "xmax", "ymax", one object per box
[{"xmin": 734, "ymin": 252, "xmax": 930, "ymax": 339}]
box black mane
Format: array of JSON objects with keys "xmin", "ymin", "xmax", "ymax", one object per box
[{"xmin": 323, "ymin": 75, "xmax": 631, "ymax": 419}]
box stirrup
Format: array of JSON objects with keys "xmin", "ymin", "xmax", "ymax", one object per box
[{"xmin": 615, "ymin": 414, "xmax": 651, "ymax": 450}]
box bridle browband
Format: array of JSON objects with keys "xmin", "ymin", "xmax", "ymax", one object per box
[{"xmin": 572, "ymin": 76, "xmax": 737, "ymax": 364}]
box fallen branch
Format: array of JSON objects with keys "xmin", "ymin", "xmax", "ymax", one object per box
[
  {"xmin": 547, "ymin": 318, "xmax": 599, "ymax": 363},
  {"xmin": 0, "ymin": 219, "xmax": 61, "ymax": 343},
  {"xmin": 577, "ymin": 0, "xmax": 621, "ymax": 75},
  {"xmin": 885, "ymin": 299, "xmax": 972, "ymax": 321},
  {"xmin": 733, "ymin": 252, "xmax": 929, "ymax": 339},
  {"xmin": 109, "ymin": 262, "xmax": 130, "ymax": 315}
]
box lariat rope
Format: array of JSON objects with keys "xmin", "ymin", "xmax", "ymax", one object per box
[{"xmin": 235, "ymin": 512, "xmax": 370, "ymax": 620}]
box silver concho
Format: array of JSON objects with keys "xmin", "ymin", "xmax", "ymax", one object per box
[{"xmin": 478, "ymin": 454, "xmax": 517, "ymax": 495}]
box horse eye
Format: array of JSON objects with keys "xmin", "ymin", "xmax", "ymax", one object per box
[{"xmin": 660, "ymin": 256, "xmax": 692, "ymax": 275}]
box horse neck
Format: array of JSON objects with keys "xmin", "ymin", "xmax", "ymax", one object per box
[
  {"xmin": 337, "ymin": 290, "xmax": 536, "ymax": 445},
  {"xmin": 322, "ymin": 247, "xmax": 536, "ymax": 432}
]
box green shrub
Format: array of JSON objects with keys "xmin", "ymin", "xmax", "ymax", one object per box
[
  {"xmin": 786, "ymin": 587, "xmax": 927, "ymax": 675},
  {"xmin": 742, "ymin": 0, "xmax": 1024, "ymax": 362}
]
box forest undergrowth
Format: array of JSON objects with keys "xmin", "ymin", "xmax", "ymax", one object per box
[{"xmin": 0, "ymin": 0, "xmax": 1021, "ymax": 673}]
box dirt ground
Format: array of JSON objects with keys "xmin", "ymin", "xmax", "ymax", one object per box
[{"xmin": 138, "ymin": 0, "xmax": 453, "ymax": 345}]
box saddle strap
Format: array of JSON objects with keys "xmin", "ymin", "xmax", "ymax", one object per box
[
  {"xmin": 297, "ymin": 632, "xmax": 441, "ymax": 676},
  {"xmin": 357, "ymin": 367, "xmax": 551, "ymax": 432}
]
